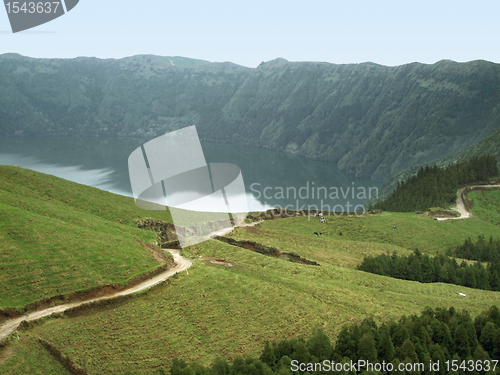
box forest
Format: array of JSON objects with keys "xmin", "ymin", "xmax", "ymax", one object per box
[
  {"xmin": 373, "ymin": 155, "xmax": 499, "ymax": 212},
  {"xmin": 451, "ymin": 235, "xmax": 500, "ymax": 263},
  {"xmin": 357, "ymin": 234, "xmax": 500, "ymax": 292},
  {"xmin": 169, "ymin": 306, "xmax": 500, "ymax": 375}
]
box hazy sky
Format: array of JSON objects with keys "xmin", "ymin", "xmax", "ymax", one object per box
[{"xmin": 1, "ymin": 0, "xmax": 499, "ymax": 67}]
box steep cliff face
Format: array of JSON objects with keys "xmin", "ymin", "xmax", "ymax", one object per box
[{"xmin": 1, "ymin": 53, "xmax": 500, "ymax": 181}]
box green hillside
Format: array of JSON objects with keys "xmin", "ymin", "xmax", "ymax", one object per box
[
  {"xmin": 468, "ymin": 188, "xmax": 500, "ymax": 226},
  {"xmin": 2, "ymin": 236, "xmax": 499, "ymax": 374},
  {"xmin": 373, "ymin": 155, "xmax": 498, "ymax": 212},
  {"xmin": 1, "ymin": 170, "xmax": 500, "ymax": 374},
  {"xmin": 0, "ymin": 166, "xmax": 173, "ymax": 312},
  {"xmin": 2, "ymin": 54, "xmax": 500, "ymax": 180},
  {"xmin": 169, "ymin": 305, "xmax": 500, "ymax": 374},
  {"xmin": 256, "ymin": 212, "xmax": 500, "ymax": 255},
  {"xmin": 372, "ymin": 129, "xmax": 500, "ymax": 204},
  {"xmin": 437, "ymin": 128, "xmax": 500, "ymax": 167}
]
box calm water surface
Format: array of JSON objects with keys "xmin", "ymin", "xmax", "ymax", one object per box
[{"xmin": 0, "ymin": 137, "xmax": 380, "ymax": 212}]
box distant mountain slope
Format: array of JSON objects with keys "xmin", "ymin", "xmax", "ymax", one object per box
[
  {"xmin": 436, "ymin": 127, "xmax": 500, "ymax": 166},
  {"xmin": 372, "ymin": 155, "xmax": 498, "ymax": 212},
  {"xmin": 372, "ymin": 128, "xmax": 500, "ymax": 204},
  {"xmin": 1, "ymin": 54, "xmax": 500, "ymax": 181}
]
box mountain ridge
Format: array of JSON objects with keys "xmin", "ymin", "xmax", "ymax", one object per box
[{"xmin": 1, "ymin": 54, "xmax": 500, "ymax": 181}]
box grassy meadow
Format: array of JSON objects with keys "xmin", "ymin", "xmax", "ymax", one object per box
[
  {"xmin": 0, "ymin": 333, "xmax": 71, "ymax": 374},
  {"xmin": 0, "ymin": 166, "xmax": 173, "ymax": 310},
  {"xmin": 224, "ymin": 225, "xmax": 413, "ymax": 268},
  {"xmin": 1, "ymin": 169, "xmax": 500, "ymax": 374},
  {"xmin": 258, "ymin": 211, "xmax": 500, "ymax": 254},
  {"xmin": 2, "ymin": 238, "xmax": 500, "ymax": 374},
  {"xmin": 468, "ymin": 188, "xmax": 500, "ymax": 227}
]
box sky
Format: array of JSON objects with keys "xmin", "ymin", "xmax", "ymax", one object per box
[{"xmin": 0, "ymin": 0, "xmax": 499, "ymax": 68}]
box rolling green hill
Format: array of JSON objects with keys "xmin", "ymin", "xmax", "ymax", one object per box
[
  {"xmin": 2, "ymin": 233, "xmax": 499, "ymax": 374},
  {"xmin": 1, "ymin": 169, "xmax": 500, "ymax": 374},
  {"xmin": 2, "ymin": 54, "xmax": 500, "ymax": 180},
  {"xmin": 0, "ymin": 165, "xmax": 173, "ymax": 313}
]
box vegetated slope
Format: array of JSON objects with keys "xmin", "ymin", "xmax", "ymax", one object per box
[
  {"xmin": 452, "ymin": 235, "xmax": 500, "ymax": 262},
  {"xmin": 4, "ymin": 239, "xmax": 499, "ymax": 374},
  {"xmin": 0, "ymin": 333, "xmax": 72, "ymax": 374},
  {"xmin": 372, "ymin": 128, "xmax": 500, "ymax": 204},
  {"xmin": 170, "ymin": 305, "xmax": 500, "ymax": 374},
  {"xmin": 2, "ymin": 181, "xmax": 500, "ymax": 373},
  {"xmin": 0, "ymin": 166, "xmax": 173, "ymax": 311},
  {"xmin": 372, "ymin": 155, "xmax": 499, "ymax": 212},
  {"xmin": 357, "ymin": 233, "xmax": 500, "ymax": 293},
  {"xmin": 468, "ymin": 189, "xmax": 500, "ymax": 226},
  {"xmin": 358, "ymin": 249, "xmax": 496, "ymax": 291},
  {"xmin": 259, "ymin": 212, "xmax": 500, "ymax": 255},
  {"xmin": 437, "ymin": 127, "xmax": 500, "ymax": 167},
  {"xmin": 2, "ymin": 54, "xmax": 500, "ymax": 180},
  {"xmin": 224, "ymin": 225, "xmax": 413, "ymax": 269}
]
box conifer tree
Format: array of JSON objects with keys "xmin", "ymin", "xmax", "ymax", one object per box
[
  {"xmin": 420, "ymin": 254, "xmax": 435, "ymax": 283},
  {"xmin": 398, "ymin": 339, "xmax": 419, "ymax": 364},
  {"xmin": 378, "ymin": 324, "xmax": 395, "ymax": 362},
  {"xmin": 465, "ymin": 321, "xmax": 479, "ymax": 350},
  {"xmin": 211, "ymin": 357, "xmax": 231, "ymax": 375},
  {"xmin": 392, "ymin": 325, "xmax": 411, "ymax": 348},
  {"xmin": 232, "ymin": 356, "xmax": 245, "ymax": 374},
  {"xmin": 429, "ymin": 343, "xmax": 447, "ymax": 375},
  {"xmin": 479, "ymin": 322, "xmax": 497, "ymax": 355},
  {"xmin": 358, "ymin": 332, "xmax": 378, "ymax": 362},
  {"xmin": 472, "ymin": 345, "xmax": 490, "ymax": 361},
  {"xmin": 260, "ymin": 340, "xmax": 276, "ymax": 368},
  {"xmin": 408, "ymin": 256, "xmax": 423, "ymax": 282},
  {"xmin": 453, "ymin": 324, "xmax": 471, "ymax": 359},
  {"xmin": 488, "ymin": 305, "xmax": 500, "ymax": 326},
  {"xmin": 170, "ymin": 359, "xmax": 191, "ymax": 375},
  {"xmin": 170, "ymin": 305, "xmax": 500, "ymax": 374},
  {"xmin": 334, "ymin": 326, "xmax": 358, "ymax": 360},
  {"xmin": 306, "ymin": 328, "xmax": 334, "ymax": 359},
  {"xmin": 290, "ymin": 339, "xmax": 311, "ymax": 364}
]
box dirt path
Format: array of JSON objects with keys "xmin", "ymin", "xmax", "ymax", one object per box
[
  {"xmin": 0, "ymin": 250, "xmax": 191, "ymax": 341},
  {"xmin": 437, "ymin": 184, "xmax": 500, "ymax": 221},
  {"xmin": 0, "ymin": 220, "xmax": 263, "ymax": 342}
]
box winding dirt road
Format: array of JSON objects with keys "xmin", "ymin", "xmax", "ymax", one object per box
[
  {"xmin": 0, "ymin": 222, "xmax": 258, "ymax": 341},
  {"xmin": 0, "ymin": 250, "xmax": 192, "ymax": 341},
  {"xmin": 437, "ymin": 184, "xmax": 500, "ymax": 221}
]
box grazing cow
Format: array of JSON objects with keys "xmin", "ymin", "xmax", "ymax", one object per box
[
  {"xmin": 320, "ymin": 217, "xmax": 325, "ymax": 223},
  {"xmin": 339, "ymin": 232, "xmax": 343, "ymax": 236},
  {"xmin": 314, "ymin": 232, "xmax": 319, "ymax": 236},
  {"xmin": 393, "ymin": 226, "xmax": 397, "ymax": 230}
]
